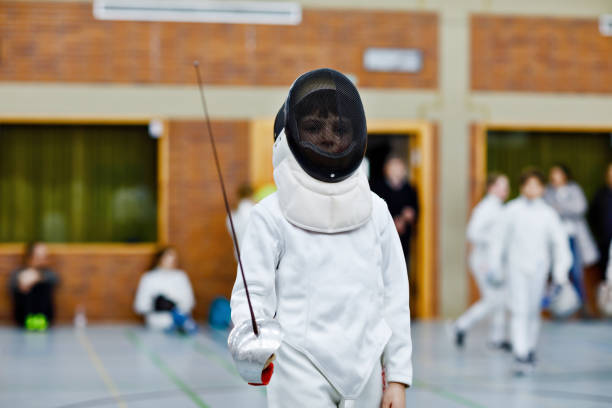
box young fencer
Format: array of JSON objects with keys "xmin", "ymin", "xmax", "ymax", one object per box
[
  {"xmin": 453, "ymin": 173, "xmax": 510, "ymax": 349},
  {"xmin": 228, "ymin": 68, "xmax": 412, "ymax": 407},
  {"xmin": 488, "ymin": 169, "xmax": 572, "ymax": 374}
]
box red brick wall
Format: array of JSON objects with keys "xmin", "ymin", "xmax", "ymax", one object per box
[
  {"xmin": 0, "ymin": 2, "xmax": 438, "ymax": 89},
  {"xmin": 167, "ymin": 120, "xmax": 250, "ymax": 321},
  {"xmin": 0, "ymin": 247, "xmax": 155, "ymax": 322},
  {"xmin": 471, "ymin": 15, "xmax": 612, "ymax": 93}
]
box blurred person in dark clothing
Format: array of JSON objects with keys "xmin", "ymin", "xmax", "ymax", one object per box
[
  {"xmin": 590, "ymin": 163, "xmax": 612, "ymax": 278},
  {"xmin": 9, "ymin": 242, "xmax": 59, "ymax": 330},
  {"xmin": 371, "ymin": 155, "xmax": 419, "ymax": 281}
]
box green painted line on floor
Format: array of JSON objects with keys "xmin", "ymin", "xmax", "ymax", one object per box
[
  {"xmin": 414, "ymin": 379, "xmax": 487, "ymax": 408},
  {"xmin": 125, "ymin": 330, "xmax": 210, "ymax": 408},
  {"xmin": 192, "ymin": 340, "xmax": 240, "ymax": 377},
  {"xmin": 191, "ymin": 337, "xmax": 267, "ymax": 397}
]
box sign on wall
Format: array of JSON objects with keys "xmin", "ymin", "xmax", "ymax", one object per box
[{"xmin": 363, "ymin": 48, "xmax": 423, "ymax": 73}]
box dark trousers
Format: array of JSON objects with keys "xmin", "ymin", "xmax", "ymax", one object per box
[
  {"xmin": 568, "ymin": 237, "xmax": 585, "ymax": 303},
  {"xmin": 12, "ymin": 282, "xmax": 55, "ymax": 327}
]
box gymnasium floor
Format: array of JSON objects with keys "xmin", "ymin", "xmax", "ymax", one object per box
[{"xmin": 1, "ymin": 321, "xmax": 611, "ymax": 408}]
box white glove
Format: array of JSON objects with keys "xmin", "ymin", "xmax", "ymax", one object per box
[{"xmin": 228, "ymin": 318, "xmax": 283, "ymax": 386}]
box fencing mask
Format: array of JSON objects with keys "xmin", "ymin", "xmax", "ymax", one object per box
[
  {"xmin": 272, "ymin": 68, "xmax": 372, "ymax": 233},
  {"xmin": 277, "ymin": 68, "xmax": 367, "ymax": 183}
]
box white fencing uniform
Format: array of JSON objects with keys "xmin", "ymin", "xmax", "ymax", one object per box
[
  {"xmin": 229, "ymin": 68, "xmax": 411, "ymax": 406},
  {"xmin": 268, "ymin": 343, "xmax": 383, "ymax": 408},
  {"xmin": 455, "ymin": 194, "xmax": 506, "ymax": 343},
  {"xmin": 227, "ymin": 198, "xmax": 255, "ymax": 247},
  {"xmin": 489, "ymin": 197, "xmax": 572, "ymax": 359},
  {"xmin": 230, "ymin": 192, "xmax": 412, "ymax": 405},
  {"xmin": 133, "ymin": 268, "xmax": 195, "ymax": 330}
]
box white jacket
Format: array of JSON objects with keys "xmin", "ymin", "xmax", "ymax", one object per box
[
  {"xmin": 489, "ymin": 197, "xmax": 572, "ymax": 284},
  {"xmin": 230, "ymin": 192, "xmax": 412, "ymax": 398},
  {"xmin": 466, "ymin": 194, "xmax": 504, "ymax": 274},
  {"xmin": 227, "ymin": 198, "xmax": 256, "ymax": 247},
  {"xmin": 133, "ymin": 268, "xmax": 195, "ymax": 330},
  {"xmin": 544, "ymin": 183, "xmax": 599, "ymax": 265}
]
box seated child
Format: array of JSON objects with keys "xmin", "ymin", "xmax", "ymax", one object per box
[{"xmin": 134, "ymin": 246, "xmax": 197, "ymax": 334}]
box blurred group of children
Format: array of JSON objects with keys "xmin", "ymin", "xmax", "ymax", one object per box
[{"xmin": 454, "ymin": 165, "xmax": 612, "ymax": 375}]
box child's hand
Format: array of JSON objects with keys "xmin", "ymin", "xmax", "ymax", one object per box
[{"xmin": 381, "ymin": 382, "xmax": 406, "ymax": 408}]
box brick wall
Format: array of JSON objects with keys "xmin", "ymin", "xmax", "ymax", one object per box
[
  {"xmin": 471, "ymin": 15, "xmax": 612, "ymax": 93},
  {"xmin": 167, "ymin": 120, "xmax": 250, "ymax": 321},
  {"xmin": 0, "ymin": 248, "xmax": 155, "ymax": 322},
  {"xmin": 0, "ymin": 2, "xmax": 438, "ymax": 89}
]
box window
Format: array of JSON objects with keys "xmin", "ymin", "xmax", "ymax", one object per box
[
  {"xmin": 487, "ymin": 130, "xmax": 612, "ymax": 200},
  {"xmin": 0, "ymin": 124, "xmax": 158, "ymax": 243}
]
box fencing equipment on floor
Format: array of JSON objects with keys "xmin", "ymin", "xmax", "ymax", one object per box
[
  {"xmin": 133, "ymin": 268, "xmax": 195, "ymax": 330},
  {"xmin": 489, "ymin": 197, "xmax": 572, "ymax": 360},
  {"xmin": 455, "ymin": 194, "xmax": 506, "ymax": 343},
  {"xmin": 229, "ymin": 68, "xmax": 412, "ymax": 404},
  {"xmin": 548, "ymin": 281, "xmax": 581, "ymax": 318}
]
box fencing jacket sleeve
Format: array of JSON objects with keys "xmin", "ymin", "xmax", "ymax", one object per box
[
  {"xmin": 487, "ymin": 205, "xmax": 511, "ymax": 281},
  {"xmin": 548, "ymin": 210, "xmax": 572, "ymax": 285},
  {"xmin": 230, "ymin": 204, "xmax": 281, "ymax": 326},
  {"xmin": 467, "ymin": 195, "xmax": 501, "ymax": 245}
]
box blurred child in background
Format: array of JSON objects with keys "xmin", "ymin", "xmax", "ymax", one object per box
[
  {"xmin": 134, "ymin": 246, "xmax": 197, "ymax": 334},
  {"xmin": 454, "ymin": 173, "xmax": 510, "ymax": 349},
  {"xmin": 489, "ymin": 169, "xmax": 572, "ymax": 374},
  {"xmin": 9, "ymin": 242, "xmax": 59, "ymax": 330}
]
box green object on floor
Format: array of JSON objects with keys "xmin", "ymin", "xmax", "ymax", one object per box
[{"xmin": 25, "ymin": 314, "xmax": 48, "ymax": 331}]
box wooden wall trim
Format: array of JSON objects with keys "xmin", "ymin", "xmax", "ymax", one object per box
[
  {"xmin": 157, "ymin": 120, "xmax": 170, "ymax": 244},
  {"xmin": 0, "ymin": 243, "xmax": 157, "ymax": 255},
  {"xmin": 467, "ymin": 123, "xmax": 487, "ymax": 304}
]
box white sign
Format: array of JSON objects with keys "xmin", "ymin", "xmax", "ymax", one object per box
[
  {"xmin": 363, "ymin": 48, "xmax": 423, "ymax": 73},
  {"xmin": 600, "ymin": 15, "xmax": 612, "ymax": 36}
]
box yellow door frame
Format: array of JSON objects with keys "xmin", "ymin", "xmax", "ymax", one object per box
[{"xmin": 249, "ymin": 119, "xmax": 438, "ymax": 319}]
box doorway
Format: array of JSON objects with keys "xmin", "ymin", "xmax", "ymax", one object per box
[
  {"xmin": 470, "ymin": 124, "xmax": 612, "ymax": 311},
  {"xmin": 249, "ymin": 120, "xmax": 438, "ymax": 318}
]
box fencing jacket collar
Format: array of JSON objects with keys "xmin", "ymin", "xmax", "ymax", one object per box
[{"xmin": 272, "ymin": 130, "xmax": 372, "ymax": 233}]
